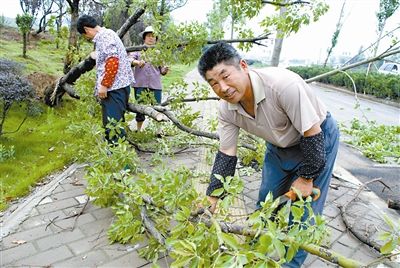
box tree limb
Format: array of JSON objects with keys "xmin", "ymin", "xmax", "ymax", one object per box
[
  {"xmin": 338, "ymin": 178, "xmax": 386, "ymax": 252},
  {"xmin": 127, "ymin": 103, "xmax": 168, "ymax": 122},
  {"xmin": 126, "ymin": 35, "xmax": 271, "ymax": 52},
  {"xmin": 262, "ymin": 1, "xmax": 310, "ymax": 6},
  {"xmin": 160, "ymin": 97, "xmax": 220, "ymax": 106},
  {"xmin": 305, "ymin": 49, "xmax": 400, "ymax": 83}
]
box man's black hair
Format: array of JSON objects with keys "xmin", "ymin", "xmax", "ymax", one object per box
[
  {"xmin": 77, "ymin": 15, "xmax": 98, "ymax": 34},
  {"xmin": 198, "ymin": 42, "xmax": 241, "ymax": 78}
]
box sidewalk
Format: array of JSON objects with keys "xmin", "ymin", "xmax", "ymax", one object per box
[{"xmin": 1, "ymin": 69, "xmax": 399, "ymax": 267}]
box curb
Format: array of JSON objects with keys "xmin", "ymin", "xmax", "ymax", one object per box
[{"xmin": 0, "ymin": 163, "xmax": 88, "ymax": 238}]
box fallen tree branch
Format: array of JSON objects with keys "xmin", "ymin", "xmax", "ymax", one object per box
[
  {"xmin": 388, "ymin": 199, "xmax": 400, "ymax": 210},
  {"xmin": 127, "ymin": 103, "xmax": 168, "ymax": 122},
  {"xmin": 338, "ymin": 178, "xmax": 386, "ymax": 252},
  {"xmin": 126, "ymin": 35, "xmax": 271, "ymax": 52},
  {"xmin": 140, "ymin": 206, "xmax": 169, "ymax": 249},
  {"xmin": 160, "ymin": 97, "xmax": 220, "ymax": 106},
  {"xmin": 137, "ymin": 202, "xmax": 365, "ymax": 267},
  {"xmin": 262, "ymin": 0, "xmax": 310, "ymax": 6},
  {"xmin": 154, "ymin": 106, "xmax": 219, "ymax": 140}
]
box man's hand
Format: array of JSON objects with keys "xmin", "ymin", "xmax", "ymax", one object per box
[
  {"xmin": 207, "ymin": 196, "xmax": 219, "ymax": 213},
  {"xmin": 291, "ymin": 177, "xmax": 313, "ymax": 197},
  {"xmin": 98, "ymin": 85, "xmax": 108, "ymax": 99}
]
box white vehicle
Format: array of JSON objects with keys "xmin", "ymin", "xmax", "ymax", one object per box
[{"xmin": 378, "ymin": 62, "xmax": 399, "ymax": 75}]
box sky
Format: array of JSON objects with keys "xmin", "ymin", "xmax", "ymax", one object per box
[
  {"xmin": 2, "ymin": 0, "xmax": 399, "ymax": 64},
  {"xmin": 171, "ymin": 0, "xmax": 400, "ymax": 64}
]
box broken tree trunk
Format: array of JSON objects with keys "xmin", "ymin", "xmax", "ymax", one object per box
[
  {"xmin": 388, "ymin": 199, "xmax": 400, "ymax": 210},
  {"xmin": 47, "ymin": 7, "xmax": 146, "ymax": 106}
]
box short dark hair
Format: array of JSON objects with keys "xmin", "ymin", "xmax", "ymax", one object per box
[
  {"xmin": 77, "ymin": 15, "xmax": 98, "ymax": 34},
  {"xmin": 198, "ymin": 42, "xmax": 241, "ymax": 78}
]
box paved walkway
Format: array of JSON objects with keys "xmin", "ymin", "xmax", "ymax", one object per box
[{"xmin": 1, "ymin": 70, "xmax": 399, "ymax": 267}]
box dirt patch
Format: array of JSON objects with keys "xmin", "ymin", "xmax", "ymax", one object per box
[
  {"xmin": 0, "ymin": 26, "xmax": 21, "ymax": 41},
  {"xmin": 26, "ymin": 72, "xmax": 59, "ymax": 100},
  {"xmin": 0, "ymin": 26, "xmax": 54, "ymax": 45}
]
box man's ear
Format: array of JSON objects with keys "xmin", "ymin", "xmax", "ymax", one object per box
[
  {"xmin": 83, "ymin": 26, "xmax": 89, "ymax": 34},
  {"xmin": 239, "ymin": 59, "xmax": 248, "ymax": 71}
]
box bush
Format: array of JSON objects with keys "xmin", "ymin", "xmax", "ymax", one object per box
[
  {"xmin": 0, "ymin": 61, "xmax": 34, "ymax": 135},
  {"xmin": 0, "ymin": 58, "xmax": 23, "ymax": 75}
]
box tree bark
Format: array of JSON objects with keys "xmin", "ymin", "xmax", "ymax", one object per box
[
  {"xmin": 63, "ymin": 0, "xmax": 80, "ymax": 74},
  {"xmin": 22, "ymin": 33, "xmax": 27, "ymax": 58},
  {"xmin": 270, "ymin": 6, "xmax": 286, "ymax": 66}
]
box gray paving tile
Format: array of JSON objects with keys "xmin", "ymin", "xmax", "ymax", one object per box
[
  {"xmin": 99, "ymin": 251, "xmax": 149, "ymax": 267},
  {"xmin": 349, "ymin": 244, "xmax": 380, "ymax": 265},
  {"xmin": 330, "ymin": 241, "xmax": 356, "ymax": 258},
  {"xmin": 49, "ymin": 211, "xmax": 97, "ymax": 231},
  {"xmin": 52, "ymin": 187, "xmax": 86, "ymax": 201},
  {"xmin": 78, "ymin": 217, "xmax": 113, "ymax": 237},
  {"xmin": 67, "ymin": 233, "xmax": 109, "ymax": 255},
  {"xmin": 323, "ymin": 204, "xmax": 341, "ymax": 218},
  {"xmin": 337, "ymin": 232, "xmax": 362, "ymax": 250},
  {"xmin": 2, "ymin": 224, "xmax": 56, "ymax": 250},
  {"xmin": 36, "ymin": 197, "xmax": 79, "ymax": 214},
  {"xmin": 0, "ymin": 242, "xmax": 37, "ymax": 265},
  {"xmin": 327, "ymin": 216, "xmax": 347, "ymax": 232},
  {"xmin": 14, "ymin": 245, "xmax": 74, "ymax": 266},
  {"xmin": 52, "ymin": 249, "xmax": 110, "ymax": 267},
  {"xmin": 20, "ymin": 209, "xmax": 67, "ymax": 230},
  {"xmin": 36, "ymin": 228, "xmax": 85, "ymax": 251}
]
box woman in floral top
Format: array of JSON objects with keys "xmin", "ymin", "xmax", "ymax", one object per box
[{"xmin": 77, "ymin": 15, "xmax": 134, "ymax": 144}]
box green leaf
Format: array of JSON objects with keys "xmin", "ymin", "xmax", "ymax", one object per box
[
  {"xmin": 291, "ymin": 206, "xmax": 303, "ymax": 221},
  {"xmin": 171, "ymin": 256, "xmax": 194, "ymax": 268},
  {"xmin": 272, "ymin": 239, "xmax": 286, "ymax": 259},
  {"xmin": 380, "ymin": 240, "xmax": 396, "ymax": 254},
  {"xmin": 286, "ymin": 243, "xmax": 298, "ymax": 262},
  {"xmin": 221, "ymin": 233, "xmax": 239, "ymax": 250},
  {"xmin": 211, "ymin": 188, "xmax": 224, "ymax": 196}
]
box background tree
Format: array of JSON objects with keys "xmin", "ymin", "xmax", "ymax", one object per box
[
  {"xmin": 35, "ymin": 0, "xmax": 56, "ymax": 34},
  {"xmin": 323, "ymin": 0, "xmax": 346, "ymax": 67},
  {"xmin": 63, "ymin": 0, "xmax": 81, "ymax": 74},
  {"xmin": 366, "ymin": 0, "xmax": 400, "ymax": 74},
  {"xmin": 16, "ymin": 13, "xmax": 34, "ymax": 58},
  {"xmin": 19, "ymin": 0, "xmax": 41, "ymax": 28},
  {"xmin": 270, "ymin": 5, "xmax": 286, "ymax": 66}
]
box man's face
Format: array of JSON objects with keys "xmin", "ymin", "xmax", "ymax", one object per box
[{"xmin": 205, "ymin": 60, "xmax": 250, "ymax": 104}]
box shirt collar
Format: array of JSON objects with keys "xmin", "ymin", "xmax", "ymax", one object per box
[
  {"xmin": 227, "ymin": 69, "xmax": 265, "ymax": 111},
  {"xmin": 92, "ymin": 27, "xmax": 105, "ymax": 43}
]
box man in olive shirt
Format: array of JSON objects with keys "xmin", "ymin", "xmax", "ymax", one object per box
[{"xmin": 198, "ymin": 42, "xmax": 340, "ymax": 267}]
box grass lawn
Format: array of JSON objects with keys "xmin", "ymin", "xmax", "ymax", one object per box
[
  {"xmin": 162, "ymin": 62, "xmax": 197, "ymax": 89},
  {"xmin": 0, "ymin": 39, "xmax": 66, "ymax": 75},
  {"xmin": 0, "ymin": 100, "xmax": 79, "ymax": 210}
]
